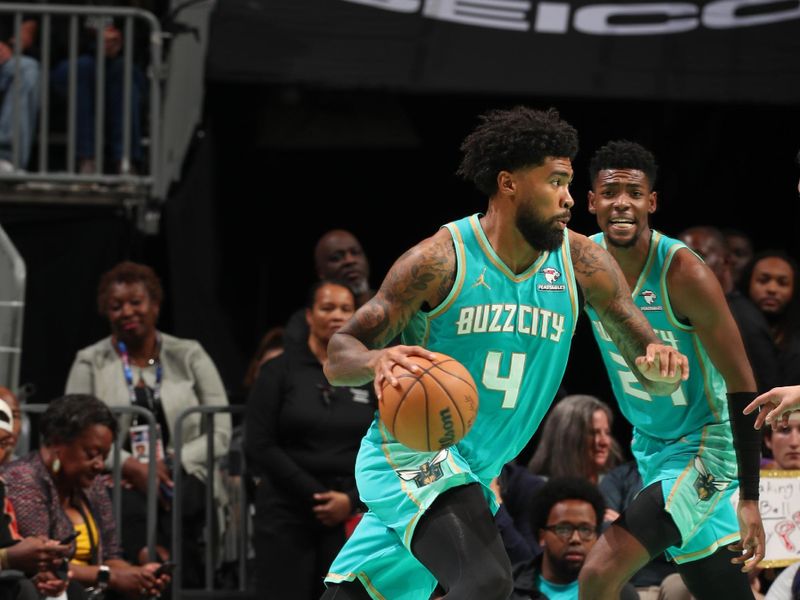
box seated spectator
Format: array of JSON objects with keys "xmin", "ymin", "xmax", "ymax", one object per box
[
  {"xmin": 509, "ymin": 476, "xmax": 637, "ymax": 599},
  {"xmin": 0, "ymin": 397, "xmax": 77, "ymax": 600},
  {"xmin": 2, "ymin": 394, "xmax": 170, "ymax": 598},
  {"xmin": 0, "ymin": 14, "xmax": 40, "ymax": 172},
  {"xmin": 50, "ymin": 8, "xmax": 146, "ymax": 174},
  {"xmin": 528, "ymin": 395, "xmax": 623, "ymax": 484},
  {"xmin": 0, "ymin": 388, "xmax": 21, "ymax": 464},
  {"xmin": 723, "ymin": 228, "xmax": 755, "ymax": 289},
  {"xmin": 600, "ymin": 461, "xmax": 692, "ymax": 600},
  {"xmin": 245, "ymin": 279, "xmax": 377, "ymax": 600},
  {"xmin": 742, "ymin": 250, "xmax": 800, "ymax": 385},
  {"xmin": 65, "ymin": 260, "xmax": 231, "ymax": 586},
  {"xmin": 763, "ymin": 412, "xmax": 800, "ymax": 470}
]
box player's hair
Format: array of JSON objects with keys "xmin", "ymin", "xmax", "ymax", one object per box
[
  {"xmin": 530, "ymin": 476, "xmax": 605, "ymax": 535},
  {"xmin": 457, "ymin": 106, "xmax": 578, "ymax": 196},
  {"xmin": 529, "ymin": 395, "xmax": 623, "ymax": 480},
  {"xmin": 588, "ymin": 140, "xmax": 658, "ymax": 188},
  {"xmin": 97, "ymin": 260, "xmax": 163, "ymax": 316}
]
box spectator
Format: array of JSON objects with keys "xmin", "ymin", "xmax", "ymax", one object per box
[
  {"xmin": 509, "ymin": 476, "xmax": 637, "ymax": 599},
  {"xmin": 245, "ymin": 279, "xmax": 376, "ymax": 600},
  {"xmin": 284, "ymin": 229, "xmax": 374, "ymax": 348},
  {"xmin": 2, "ymin": 394, "xmax": 170, "ymax": 598},
  {"xmin": 679, "ymin": 226, "xmax": 780, "ymax": 393},
  {"xmin": 65, "ymin": 260, "xmax": 231, "ymax": 586},
  {"xmin": 763, "ymin": 412, "xmax": 800, "ymax": 471},
  {"xmin": 723, "ymin": 229, "xmax": 755, "ymax": 289},
  {"xmin": 528, "ymin": 395, "xmax": 623, "ymax": 485},
  {"xmin": 0, "ymin": 388, "xmax": 21, "ymax": 464},
  {"xmin": 0, "ymin": 13, "xmax": 40, "ymax": 172},
  {"xmin": 743, "ymin": 250, "xmax": 800, "ymax": 385},
  {"xmin": 0, "ymin": 397, "xmax": 76, "ymax": 600},
  {"xmin": 50, "ymin": 4, "xmax": 147, "ymax": 174}
]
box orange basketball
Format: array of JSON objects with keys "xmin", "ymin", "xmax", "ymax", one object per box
[{"xmin": 380, "ymin": 352, "xmax": 479, "ymax": 451}]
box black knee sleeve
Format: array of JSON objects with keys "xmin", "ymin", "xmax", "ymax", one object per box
[
  {"xmin": 412, "ymin": 483, "xmax": 512, "ymax": 600},
  {"xmin": 615, "ymin": 481, "xmax": 682, "ymax": 557}
]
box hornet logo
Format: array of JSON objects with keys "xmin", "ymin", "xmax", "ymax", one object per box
[
  {"xmin": 396, "ymin": 449, "xmax": 448, "ymax": 487},
  {"xmin": 542, "ymin": 268, "xmax": 561, "ymax": 283},
  {"xmin": 641, "ymin": 290, "xmax": 657, "ymax": 305},
  {"xmin": 692, "ymin": 456, "xmax": 729, "ymax": 501}
]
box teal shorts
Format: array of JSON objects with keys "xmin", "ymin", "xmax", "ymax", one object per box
[
  {"xmin": 325, "ymin": 418, "xmax": 497, "ymax": 600},
  {"xmin": 632, "ymin": 421, "xmax": 741, "ymax": 564}
]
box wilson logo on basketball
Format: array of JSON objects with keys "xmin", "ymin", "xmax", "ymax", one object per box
[{"xmin": 438, "ymin": 408, "xmax": 455, "ymax": 447}]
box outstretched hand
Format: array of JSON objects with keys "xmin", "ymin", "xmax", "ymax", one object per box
[
  {"xmin": 743, "ymin": 386, "xmax": 800, "ymax": 430},
  {"xmin": 728, "ymin": 499, "xmax": 765, "ymax": 573}
]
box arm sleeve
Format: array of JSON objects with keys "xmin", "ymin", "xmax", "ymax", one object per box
[
  {"xmin": 244, "ymin": 359, "xmax": 325, "ymax": 506},
  {"xmin": 727, "ymin": 392, "xmax": 761, "ymax": 500}
]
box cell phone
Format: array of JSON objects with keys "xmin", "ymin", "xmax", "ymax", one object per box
[
  {"xmin": 59, "ymin": 531, "xmax": 79, "ymax": 545},
  {"xmin": 154, "ymin": 562, "xmax": 176, "ymax": 577}
]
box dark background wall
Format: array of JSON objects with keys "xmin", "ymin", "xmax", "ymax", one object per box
[{"xmin": 2, "ymin": 81, "xmax": 798, "ymax": 451}]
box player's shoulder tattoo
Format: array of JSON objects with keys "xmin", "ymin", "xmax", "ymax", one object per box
[
  {"xmin": 569, "ymin": 232, "xmax": 608, "ymax": 279},
  {"xmin": 384, "ymin": 233, "xmax": 456, "ymax": 307}
]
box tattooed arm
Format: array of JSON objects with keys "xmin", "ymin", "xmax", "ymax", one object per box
[
  {"xmin": 569, "ymin": 231, "xmax": 688, "ymax": 395},
  {"xmin": 324, "ymin": 229, "xmax": 456, "ymax": 394}
]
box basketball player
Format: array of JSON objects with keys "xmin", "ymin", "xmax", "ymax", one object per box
[
  {"xmin": 320, "ymin": 107, "xmax": 689, "ymax": 600},
  {"xmin": 579, "ymin": 140, "xmax": 764, "ymax": 599}
]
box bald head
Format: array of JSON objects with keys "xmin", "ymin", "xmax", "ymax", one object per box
[{"xmin": 314, "ymin": 230, "xmax": 371, "ymax": 301}]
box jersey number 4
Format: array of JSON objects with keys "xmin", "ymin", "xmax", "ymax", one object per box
[{"xmin": 483, "ymin": 351, "xmax": 527, "ymax": 409}]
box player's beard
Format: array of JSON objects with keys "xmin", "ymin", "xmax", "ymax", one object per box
[{"xmin": 517, "ymin": 205, "xmax": 564, "ymax": 251}]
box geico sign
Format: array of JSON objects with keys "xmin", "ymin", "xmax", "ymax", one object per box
[{"xmin": 342, "ymin": 0, "xmax": 800, "ymax": 34}]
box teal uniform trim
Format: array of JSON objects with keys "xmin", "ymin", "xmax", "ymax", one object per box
[
  {"xmin": 585, "ymin": 230, "xmax": 740, "ymax": 563},
  {"xmin": 326, "ymin": 214, "xmax": 579, "ymax": 599}
]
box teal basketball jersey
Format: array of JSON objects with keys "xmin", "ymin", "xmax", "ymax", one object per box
[
  {"xmin": 402, "ymin": 214, "xmax": 579, "ymax": 481},
  {"xmin": 584, "ymin": 231, "xmax": 729, "ymax": 441}
]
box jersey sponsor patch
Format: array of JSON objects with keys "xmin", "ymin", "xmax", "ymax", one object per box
[
  {"xmin": 640, "ymin": 289, "xmax": 663, "ymax": 311},
  {"xmin": 538, "ymin": 267, "xmax": 565, "ymax": 291}
]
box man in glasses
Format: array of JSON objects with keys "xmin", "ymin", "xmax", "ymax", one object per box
[{"xmin": 509, "ymin": 477, "xmax": 638, "ymax": 600}]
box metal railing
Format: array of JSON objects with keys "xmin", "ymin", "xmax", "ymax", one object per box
[
  {"xmin": 0, "ymin": 4, "xmax": 162, "ymax": 195},
  {"xmin": 172, "ymin": 404, "xmax": 248, "ymax": 600}
]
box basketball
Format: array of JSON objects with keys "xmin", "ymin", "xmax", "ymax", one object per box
[{"xmin": 379, "ymin": 352, "xmax": 479, "ymax": 452}]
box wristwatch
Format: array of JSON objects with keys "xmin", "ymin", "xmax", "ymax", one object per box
[{"xmin": 96, "ymin": 565, "xmax": 111, "ymax": 590}]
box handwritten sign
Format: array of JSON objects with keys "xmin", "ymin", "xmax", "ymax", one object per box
[{"xmin": 732, "ymin": 470, "xmax": 800, "ymax": 567}]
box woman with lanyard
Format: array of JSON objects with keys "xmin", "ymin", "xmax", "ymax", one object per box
[{"xmin": 65, "ymin": 261, "xmax": 231, "ymax": 587}]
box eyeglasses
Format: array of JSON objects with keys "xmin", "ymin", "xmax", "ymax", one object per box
[{"xmin": 543, "ymin": 523, "xmax": 597, "ymax": 541}]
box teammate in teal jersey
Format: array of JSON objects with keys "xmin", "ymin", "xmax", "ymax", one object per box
[
  {"xmin": 319, "ymin": 108, "xmax": 688, "ymax": 600},
  {"xmin": 580, "ymin": 140, "xmax": 765, "ymax": 600}
]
